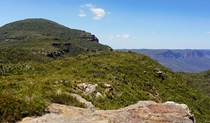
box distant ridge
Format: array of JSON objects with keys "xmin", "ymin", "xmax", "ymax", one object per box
[{"xmin": 121, "ymin": 49, "xmax": 210, "ymax": 72}]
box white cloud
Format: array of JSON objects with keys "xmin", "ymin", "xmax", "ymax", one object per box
[
  {"xmin": 85, "ymin": 3, "xmax": 94, "ymax": 8},
  {"xmin": 207, "ymin": 32, "xmax": 210, "ymax": 34},
  {"xmin": 90, "ymin": 8, "xmax": 106, "ymax": 20},
  {"xmin": 121, "ymin": 34, "xmax": 130, "ymax": 39},
  {"xmin": 78, "ymin": 10, "xmax": 86, "ymax": 17},
  {"xmin": 79, "ymin": 3, "xmax": 106, "ymax": 20},
  {"xmin": 109, "ymin": 34, "xmax": 131, "ymax": 40}
]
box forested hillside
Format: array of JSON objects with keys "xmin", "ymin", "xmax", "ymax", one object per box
[{"xmin": 0, "ymin": 18, "xmax": 111, "ymax": 63}]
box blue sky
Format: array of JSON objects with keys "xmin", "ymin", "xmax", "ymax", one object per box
[{"xmin": 1, "ymin": 0, "xmax": 210, "ymax": 49}]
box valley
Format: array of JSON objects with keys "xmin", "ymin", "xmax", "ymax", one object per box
[{"xmin": 0, "ymin": 19, "xmax": 210, "ymax": 123}]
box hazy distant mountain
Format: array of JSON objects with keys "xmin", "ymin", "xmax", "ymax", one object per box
[{"xmin": 126, "ymin": 49, "xmax": 210, "ymax": 72}]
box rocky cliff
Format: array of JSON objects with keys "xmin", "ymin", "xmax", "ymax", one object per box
[{"xmin": 20, "ymin": 101, "xmax": 195, "ymax": 123}]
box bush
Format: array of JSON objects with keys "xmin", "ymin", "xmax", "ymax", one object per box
[
  {"xmin": 50, "ymin": 90, "xmax": 86, "ymax": 108},
  {"xmin": 0, "ymin": 93, "xmax": 47, "ymax": 122}
]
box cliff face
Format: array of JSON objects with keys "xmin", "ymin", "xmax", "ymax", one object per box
[
  {"xmin": 20, "ymin": 101, "xmax": 195, "ymax": 123},
  {"xmin": 81, "ymin": 34, "xmax": 99, "ymax": 42}
]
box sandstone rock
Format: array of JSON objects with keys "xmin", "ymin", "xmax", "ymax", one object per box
[
  {"xmin": 105, "ymin": 88, "xmax": 112, "ymax": 92},
  {"xmin": 104, "ymin": 83, "xmax": 113, "ymax": 92},
  {"xmin": 85, "ymin": 84, "xmax": 98, "ymax": 94},
  {"xmin": 77, "ymin": 83, "xmax": 98, "ymax": 95},
  {"xmin": 19, "ymin": 101, "xmax": 195, "ymax": 123},
  {"xmin": 95, "ymin": 92, "xmax": 103, "ymax": 98},
  {"xmin": 104, "ymin": 83, "xmax": 111, "ymax": 88},
  {"xmin": 70, "ymin": 93, "xmax": 95, "ymax": 109},
  {"xmin": 77, "ymin": 83, "xmax": 88, "ymax": 90},
  {"xmin": 81, "ymin": 34, "xmax": 99, "ymax": 42}
]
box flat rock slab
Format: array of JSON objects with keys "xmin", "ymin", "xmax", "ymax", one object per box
[{"xmin": 19, "ymin": 101, "xmax": 195, "ymax": 123}]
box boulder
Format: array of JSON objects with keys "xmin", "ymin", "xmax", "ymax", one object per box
[
  {"xmin": 96, "ymin": 92, "xmax": 103, "ymax": 98},
  {"xmin": 104, "ymin": 83, "xmax": 111, "ymax": 88},
  {"xmin": 77, "ymin": 83, "xmax": 88, "ymax": 90},
  {"xmin": 85, "ymin": 84, "xmax": 98, "ymax": 94},
  {"xmin": 20, "ymin": 101, "xmax": 195, "ymax": 123},
  {"xmin": 77, "ymin": 83, "xmax": 98, "ymax": 95},
  {"xmin": 104, "ymin": 83, "xmax": 113, "ymax": 92},
  {"xmin": 70, "ymin": 93, "xmax": 95, "ymax": 109}
]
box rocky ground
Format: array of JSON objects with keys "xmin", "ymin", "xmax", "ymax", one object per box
[{"xmin": 19, "ymin": 100, "xmax": 195, "ymax": 123}]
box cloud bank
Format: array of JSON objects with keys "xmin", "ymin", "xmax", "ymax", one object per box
[{"xmin": 79, "ymin": 3, "xmax": 106, "ymax": 20}]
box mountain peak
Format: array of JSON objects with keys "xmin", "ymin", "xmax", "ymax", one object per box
[
  {"xmin": 1, "ymin": 18, "xmax": 61, "ymax": 31},
  {"xmin": 0, "ymin": 18, "xmax": 111, "ymax": 63}
]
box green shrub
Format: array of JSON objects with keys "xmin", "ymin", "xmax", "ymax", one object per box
[
  {"xmin": 0, "ymin": 93, "xmax": 46, "ymax": 122},
  {"xmin": 0, "ymin": 51, "xmax": 210, "ymax": 122},
  {"xmin": 50, "ymin": 90, "xmax": 86, "ymax": 108}
]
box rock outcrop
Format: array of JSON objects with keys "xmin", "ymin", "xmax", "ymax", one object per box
[
  {"xmin": 81, "ymin": 34, "xmax": 99, "ymax": 42},
  {"xmin": 19, "ymin": 101, "xmax": 195, "ymax": 123},
  {"xmin": 77, "ymin": 83, "xmax": 98, "ymax": 94},
  {"xmin": 77, "ymin": 83, "xmax": 103, "ymax": 99},
  {"xmin": 70, "ymin": 93, "xmax": 95, "ymax": 109}
]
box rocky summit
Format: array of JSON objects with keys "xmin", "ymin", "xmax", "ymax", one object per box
[{"xmin": 20, "ymin": 101, "xmax": 195, "ymax": 123}]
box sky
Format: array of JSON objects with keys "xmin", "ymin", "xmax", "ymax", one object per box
[{"xmin": 0, "ymin": 0, "xmax": 210, "ymax": 49}]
